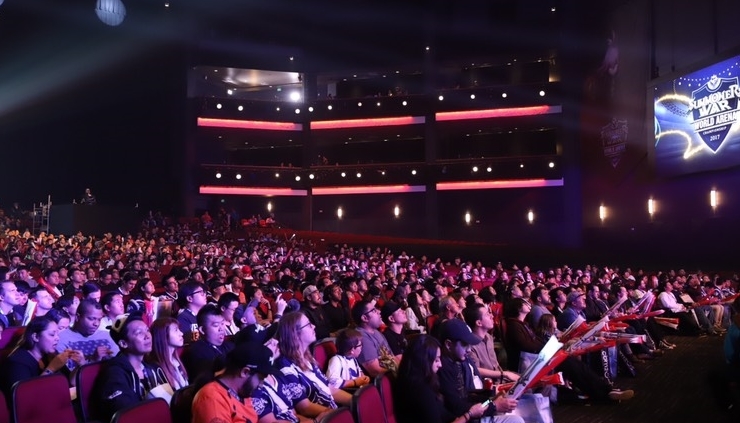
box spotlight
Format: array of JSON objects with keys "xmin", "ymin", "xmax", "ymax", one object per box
[
  {"xmin": 411, "ymin": 170, "xmax": 417, "ymax": 175},
  {"xmin": 295, "ymin": 175, "xmax": 301, "ymax": 182},
  {"xmin": 295, "ymin": 108, "xmax": 300, "ymax": 114},
  {"xmin": 527, "ymin": 210, "xmax": 534, "ymax": 224},
  {"xmin": 502, "ymin": 93, "xmax": 508, "ymax": 98},
  {"xmin": 337, "ymin": 207, "xmax": 343, "ymax": 219},
  {"xmin": 402, "ymin": 101, "xmax": 407, "ymax": 106},
  {"xmin": 276, "ymin": 107, "xmax": 281, "ymax": 111},
  {"xmin": 470, "ymin": 94, "xmax": 476, "ymax": 100},
  {"xmin": 227, "ymin": 89, "xmax": 233, "ymax": 95},
  {"xmin": 289, "ymin": 91, "xmax": 301, "ymax": 102},
  {"xmin": 308, "ymin": 106, "xmax": 314, "ymax": 112},
  {"xmin": 216, "ymin": 103, "xmax": 222, "ymax": 109},
  {"xmin": 357, "ymin": 102, "xmax": 363, "ymax": 107},
  {"xmin": 341, "ymin": 172, "xmax": 346, "ymax": 177},
  {"xmin": 539, "ymin": 90, "xmax": 546, "ymax": 97},
  {"xmin": 328, "ymin": 105, "xmax": 333, "ymax": 110},
  {"xmin": 394, "ymin": 206, "xmax": 400, "ymax": 218},
  {"xmin": 237, "ymin": 105, "xmax": 243, "ymax": 111},
  {"xmin": 377, "ymin": 102, "xmax": 381, "ymax": 107},
  {"xmin": 356, "ymin": 172, "xmax": 362, "ymax": 178},
  {"xmin": 275, "ymin": 173, "xmax": 280, "ymax": 178},
  {"xmin": 520, "ymin": 163, "xmax": 524, "ymax": 168},
  {"xmin": 548, "ymin": 162, "xmax": 555, "ymax": 168},
  {"xmin": 465, "ymin": 212, "xmax": 471, "ymax": 225},
  {"xmin": 215, "ymin": 172, "xmax": 222, "ymax": 179},
  {"xmin": 438, "ymin": 95, "xmax": 444, "ymax": 101},
  {"xmin": 472, "ymin": 166, "xmax": 478, "ymax": 172},
  {"xmin": 486, "ymin": 167, "xmax": 492, "ymax": 172},
  {"xmin": 309, "ymin": 173, "xmax": 315, "ymax": 180},
  {"xmin": 235, "ymin": 173, "xmax": 242, "ymax": 180}
]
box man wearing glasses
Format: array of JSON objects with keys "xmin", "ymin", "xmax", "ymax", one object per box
[
  {"xmin": 177, "ymin": 280, "xmax": 208, "ymax": 343},
  {"xmin": 350, "ymin": 300, "xmax": 396, "ymax": 377}
]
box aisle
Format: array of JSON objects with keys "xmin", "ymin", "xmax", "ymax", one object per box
[{"xmin": 551, "ymin": 334, "xmax": 731, "ymax": 423}]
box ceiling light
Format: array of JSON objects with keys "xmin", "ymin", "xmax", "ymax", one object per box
[
  {"xmin": 275, "ymin": 173, "xmax": 280, "ymax": 178},
  {"xmin": 215, "ymin": 172, "xmax": 222, "ymax": 179},
  {"xmin": 356, "ymin": 172, "xmax": 362, "ymax": 178},
  {"xmin": 502, "ymin": 93, "xmax": 508, "ymax": 98},
  {"xmin": 235, "ymin": 173, "xmax": 242, "ymax": 180},
  {"xmin": 295, "ymin": 176, "xmax": 301, "ymax": 182},
  {"xmin": 309, "ymin": 174, "xmax": 315, "ymax": 180},
  {"xmin": 227, "ymin": 89, "xmax": 233, "ymax": 95},
  {"xmin": 402, "ymin": 101, "xmax": 407, "ymax": 106},
  {"xmin": 341, "ymin": 172, "xmax": 346, "ymax": 177},
  {"xmin": 237, "ymin": 105, "xmax": 243, "ymax": 111},
  {"xmin": 216, "ymin": 103, "xmax": 222, "ymax": 109},
  {"xmin": 539, "ymin": 90, "xmax": 546, "ymax": 96},
  {"xmin": 438, "ymin": 95, "xmax": 444, "ymax": 101},
  {"xmin": 308, "ymin": 106, "xmax": 314, "ymax": 112},
  {"xmin": 328, "ymin": 105, "xmax": 333, "ymax": 110},
  {"xmin": 295, "ymin": 108, "xmax": 300, "ymax": 114},
  {"xmin": 470, "ymin": 94, "xmax": 476, "ymax": 99},
  {"xmin": 472, "ymin": 166, "xmax": 478, "ymax": 172},
  {"xmin": 411, "ymin": 170, "xmax": 417, "ymax": 175},
  {"xmin": 548, "ymin": 162, "xmax": 555, "ymax": 168},
  {"xmin": 289, "ymin": 91, "xmax": 301, "ymax": 102},
  {"xmin": 486, "ymin": 166, "xmax": 492, "ymax": 172},
  {"xmin": 357, "ymin": 102, "xmax": 362, "ymax": 107}
]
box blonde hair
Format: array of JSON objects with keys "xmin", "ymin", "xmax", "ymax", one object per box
[{"xmin": 276, "ymin": 311, "xmax": 316, "ymax": 371}]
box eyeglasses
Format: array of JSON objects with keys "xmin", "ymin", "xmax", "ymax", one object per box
[
  {"xmin": 192, "ymin": 290, "xmax": 205, "ymax": 296},
  {"xmin": 299, "ymin": 321, "xmax": 313, "ymax": 331},
  {"xmin": 363, "ymin": 307, "xmax": 379, "ymax": 316}
]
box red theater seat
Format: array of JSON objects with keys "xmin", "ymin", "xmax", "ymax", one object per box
[{"xmin": 111, "ymin": 398, "xmax": 171, "ymax": 423}]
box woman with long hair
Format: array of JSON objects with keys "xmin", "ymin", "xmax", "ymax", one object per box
[
  {"xmin": 275, "ymin": 311, "xmax": 351, "ymax": 418},
  {"xmin": 405, "ymin": 291, "xmax": 426, "ymax": 333},
  {"xmin": 146, "ymin": 317, "xmax": 189, "ymax": 390},
  {"xmin": 0, "ymin": 316, "xmax": 84, "ymax": 402},
  {"xmin": 394, "ymin": 334, "xmax": 487, "ymax": 423}
]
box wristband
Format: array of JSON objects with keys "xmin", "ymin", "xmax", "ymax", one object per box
[{"xmin": 42, "ymin": 368, "xmax": 54, "ymax": 375}]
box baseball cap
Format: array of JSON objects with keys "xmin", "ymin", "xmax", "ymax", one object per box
[
  {"xmin": 225, "ymin": 342, "xmax": 277, "ymax": 374},
  {"xmin": 439, "ymin": 318, "xmax": 481, "ymax": 345},
  {"xmin": 303, "ymin": 285, "xmax": 319, "ymax": 299},
  {"xmin": 108, "ymin": 312, "xmax": 143, "ymax": 344},
  {"xmin": 381, "ymin": 301, "xmax": 401, "ymax": 322},
  {"xmin": 566, "ymin": 291, "xmax": 585, "ymax": 304}
]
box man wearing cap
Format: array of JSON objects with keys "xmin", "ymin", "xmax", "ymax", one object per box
[
  {"xmin": 436, "ymin": 319, "xmax": 523, "ymax": 423},
  {"xmin": 192, "ymin": 342, "xmax": 274, "ymax": 423},
  {"xmin": 351, "ymin": 300, "xmax": 396, "ymax": 377},
  {"xmin": 381, "ymin": 300, "xmax": 407, "ymax": 358},
  {"xmin": 95, "ymin": 313, "xmax": 167, "ymax": 422},
  {"xmin": 556, "ymin": 290, "xmax": 588, "ymax": 332},
  {"xmin": 301, "ymin": 284, "xmax": 331, "ymax": 340}
]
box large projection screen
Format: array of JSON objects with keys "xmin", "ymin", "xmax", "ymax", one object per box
[{"xmin": 651, "ymin": 53, "xmax": 740, "ymax": 178}]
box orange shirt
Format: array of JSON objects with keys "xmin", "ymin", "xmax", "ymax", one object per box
[{"xmin": 192, "ymin": 380, "xmax": 258, "ymax": 423}]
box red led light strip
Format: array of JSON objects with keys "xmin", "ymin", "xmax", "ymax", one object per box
[
  {"xmin": 313, "ymin": 185, "xmax": 426, "ymax": 195},
  {"xmin": 436, "ymin": 179, "xmax": 564, "ymax": 191},
  {"xmin": 435, "ymin": 105, "xmax": 561, "ymax": 121},
  {"xmin": 311, "ymin": 116, "xmax": 425, "ymax": 129},
  {"xmin": 199, "ymin": 186, "xmax": 307, "ymax": 196},
  {"xmin": 197, "ymin": 118, "xmax": 303, "ymax": 131}
]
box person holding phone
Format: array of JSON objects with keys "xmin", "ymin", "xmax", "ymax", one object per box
[
  {"xmin": 394, "ymin": 334, "xmax": 519, "ymax": 423},
  {"xmin": 436, "ymin": 319, "xmax": 523, "ymax": 423}
]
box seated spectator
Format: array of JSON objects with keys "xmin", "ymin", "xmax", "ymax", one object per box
[
  {"xmin": 381, "ymin": 301, "xmax": 408, "ymax": 358},
  {"xmin": 94, "ymin": 313, "xmax": 167, "ymax": 422},
  {"xmin": 100, "ymin": 291, "xmax": 126, "ymax": 330},
  {"xmin": 464, "ymin": 303, "xmax": 518, "ymax": 382},
  {"xmin": 351, "ymin": 300, "xmax": 397, "ymax": 377},
  {"xmin": 234, "ymin": 297, "xmax": 285, "ymax": 345},
  {"xmin": 56, "ymin": 294, "xmax": 80, "ymax": 327},
  {"xmin": 0, "ymin": 280, "xmax": 22, "ymax": 327},
  {"xmin": 657, "ymin": 280, "xmax": 703, "ymax": 336},
  {"xmin": 0, "ymin": 315, "xmax": 84, "ymax": 404},
  {"xmin": 47, "ymin": 308, "xmax": 72, "ymax": 332},
  {"xmin": 275, "ymin": 311, "xmax": 351, "ymax": 417},
  {"xmin": 147, "ymin": 317, "xmax": 189, "ymax": 390},
  {"xmin": 405, "ymin": 290, "xmax": 427, "ymax": 333},
  {"xmin": 82, "ymin": 281, "xmax": 102, "ymax": 302},
  {"xmin": 325, "ymin": 328, "xmax": 371, "ymax": 390},
  {"xmin": 436, "ymin": 319, "xmax": 522, "ymax": 423},
  {"xmin": 181, "ymin": 304, "xmax": 234, "ymax": 384},
  {"xmin": 301, "ymin": 284, "xmax": 332, "ymax": 340},
  {"xmin": 393, "ymin": 334, "xmax": 492, "ymax": 423},
  {"xmin": 177, "ymin": 280, "xmax": 208, "ymax": 343},
  {"xmin": 192, "ymin": 342, "xmax": 276, "ymax": 423},
  {"xmin": 126, "ymin": 278, "xmax": 156, "ymax": 325},
  {"xmin": 218, "ymin": 292, "xmax": 242, "ymax": 336},
  {"xmin": 28, "ymin": 286, "xmax": 56, "ymax": 318},
  {"xmin": 323, "ymin": 284, "xmax": 350, "ymax": 334},
  {"xmin": 57, "ymin": 299, "xmax": 119, "ymax": 366}
]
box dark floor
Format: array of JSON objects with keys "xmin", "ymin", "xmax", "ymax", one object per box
[{"xmin": 551, "ymin": 333, "xmax": 736, "ymax": 423}]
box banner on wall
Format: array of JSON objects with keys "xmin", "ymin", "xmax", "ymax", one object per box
[
  {"xmin": 601, "ymin": 118, "xmax": 628, "ymax": 168},
  {"xmin": 653, "ymin": 55, "xmax": 740, "ymax": 178}
]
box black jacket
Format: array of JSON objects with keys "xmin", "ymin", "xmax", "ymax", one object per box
[{"xmin": 93, "ymin": 352, "xmax": 166, "ymax": 422}]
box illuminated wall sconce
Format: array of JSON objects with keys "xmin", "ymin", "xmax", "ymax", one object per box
[
  {"xmin": 464, "ymin": 212, "xmax": 472, "ymax": 225},
  {"xmin": 648, "ymin": 198, "xmax": 655, "ymax": 217},
  {"xmin": 215, "ymin": 172, "xmax": 222, "ymax": 179},
  {"xmin": 394, "ymin": 205, "xmax": 400, "ymax": 218},
  {"xmin": 710, "ymin": 189, "xmax": 718, "ymax": 209},
  {"xmin": 235, "ymin": 173, "xmax": 242, "ymax": 180},
  {"xmin": 599, "ymin": 205, "xmax": 607, "ymax": 222},
  {"xmin": 527, "ymin": 210, "xmax": 534, "ymax": 224},
  {"xmin": 337, "ymin": 207, "xmax": 343, "ymax": 219},
  {"xmin": 267, "ymin": 202, "xmax": 273, "ymax": 212}
]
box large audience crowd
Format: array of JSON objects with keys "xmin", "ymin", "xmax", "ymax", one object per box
[{"xmin": 0, "ymin": 216, "xmax": 739, "ymax": 423}]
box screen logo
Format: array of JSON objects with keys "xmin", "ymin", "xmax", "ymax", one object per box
[{"xmin": 690, "ymin": 75, "xmax": 740, "ymax": 152}]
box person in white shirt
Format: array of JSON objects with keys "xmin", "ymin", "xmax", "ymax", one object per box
[{"xmin": 325, "ymin": 328, "xmax": 370, "ymax": 390}]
